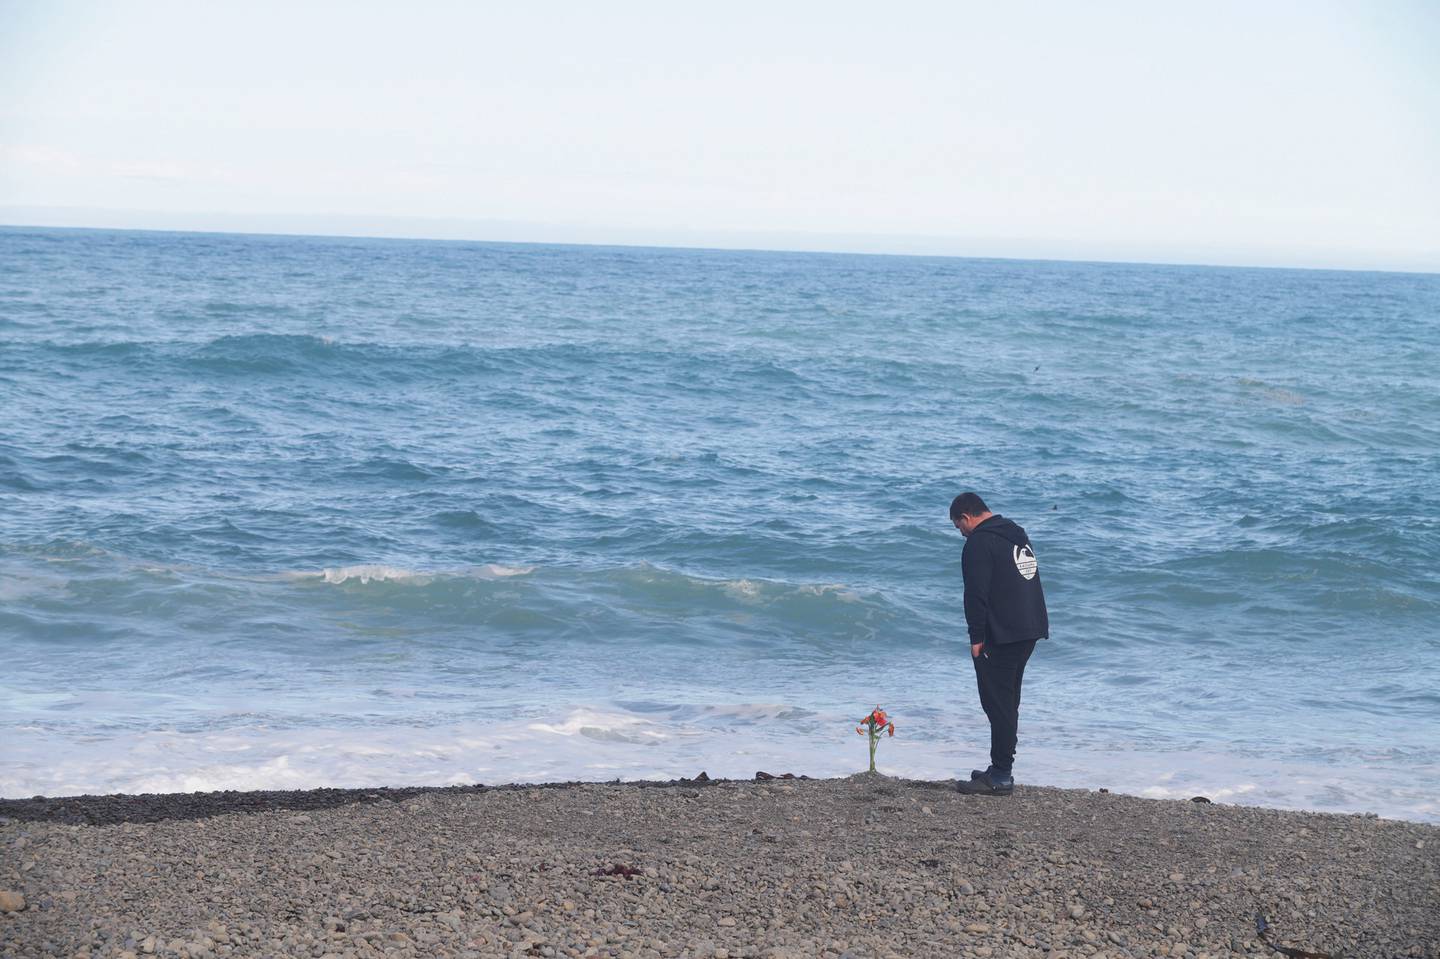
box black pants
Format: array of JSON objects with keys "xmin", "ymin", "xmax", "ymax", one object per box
[{"xmin": 972, "ymin": 639, "xmax": 1037, "ymax": 775}]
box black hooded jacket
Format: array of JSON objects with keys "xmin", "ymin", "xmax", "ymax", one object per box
[{"xmin": 961, "ymin": 515, "xmax": 1049, "ymax": 647}]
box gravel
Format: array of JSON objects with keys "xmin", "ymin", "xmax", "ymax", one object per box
[{"xmin": 2, "ymin": 775, "xmax": 1436, "ymax": 958}]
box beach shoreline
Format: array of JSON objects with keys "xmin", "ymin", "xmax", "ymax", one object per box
[{"xmin": 2, "ymin": 776, "xmax": 1436, "ymax": 959}]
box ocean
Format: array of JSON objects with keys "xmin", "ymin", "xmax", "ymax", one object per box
[{"xmin": 2, "ymin": 226, "xmax": 1437, "ymax": 822}]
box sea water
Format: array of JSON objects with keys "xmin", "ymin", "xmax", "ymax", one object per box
[{"xmin": 2, "ymin": 226, "xmax": 1437, "ymax": 821}]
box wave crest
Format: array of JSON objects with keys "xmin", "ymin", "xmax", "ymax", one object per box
[{"xmin": 306, "ymin": 563, "xmax": 536, "ymax": 585}]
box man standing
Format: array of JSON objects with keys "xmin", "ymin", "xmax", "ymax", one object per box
[{"xmin": 950, "ymin": 492, "xmax": 1048, "ymax": 796}]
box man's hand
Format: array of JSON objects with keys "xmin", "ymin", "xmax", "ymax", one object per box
[{"xmin": 971, "ymin": 642, "xmax": 983, "ymax": 659}]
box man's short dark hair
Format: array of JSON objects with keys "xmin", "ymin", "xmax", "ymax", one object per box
[{"xmin": 949, "ymin": 492, "xmax": 989, "ymax": 522}]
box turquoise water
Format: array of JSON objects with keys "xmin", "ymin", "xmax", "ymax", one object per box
[{"xmin": 2, "ymin": 226, "xmax": 1437, "ymax": 820}]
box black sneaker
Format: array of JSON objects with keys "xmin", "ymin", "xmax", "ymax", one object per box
[{"xmin": 956, "ymin": 770, "xmax": 1014, "ymax": 796}]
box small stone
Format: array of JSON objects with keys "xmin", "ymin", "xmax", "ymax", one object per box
[
  {"xmin": 1068, "ymin": 904, "xmax": 1085, "ymax": 919},
  {"xmin": 0, "ymin": 891, "xmax": 25, "ymax": 912},
  {"xmin": 965, "ymin": 923, "xmax": 991, "ymax": 933},
  {"xmin": 717, "ymin": 916, "xmax": 736, "ymax": 927},
  {"xmin": 141, "ymin": 936, "xmax": 157, "ymax": 954}
]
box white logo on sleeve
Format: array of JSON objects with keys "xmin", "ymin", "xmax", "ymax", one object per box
[{"xmin": 1013, "ymin": 545, "xmax": 1038, "ymax": 580}]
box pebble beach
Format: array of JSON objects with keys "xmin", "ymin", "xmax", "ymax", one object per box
[{"xmin": 2, "ymin": 777, "xmax": 1436, "ymax": 959}]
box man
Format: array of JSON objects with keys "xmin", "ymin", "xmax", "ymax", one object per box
[{"xmin": 950, "ymin": 492, "xmax": 1048, "ymax": 796}]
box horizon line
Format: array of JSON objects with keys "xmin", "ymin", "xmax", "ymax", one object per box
[{"xmin": 2, "ymin": 207, "xmax": 1437, "ymax": 278}]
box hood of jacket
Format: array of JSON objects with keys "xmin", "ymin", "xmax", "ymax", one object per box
[{"xmin": 973, "ymin": 515, "xmax": 1028, "ymax": 547}]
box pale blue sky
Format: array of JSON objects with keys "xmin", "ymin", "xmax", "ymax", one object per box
[{"xmin": 2, "ymin": 1, "xmax": 1437, "ymax": 270}]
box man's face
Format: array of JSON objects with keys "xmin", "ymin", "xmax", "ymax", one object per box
[{"xmin": 953, "ymin": 514, "xmax": 976, "ymax": 537}]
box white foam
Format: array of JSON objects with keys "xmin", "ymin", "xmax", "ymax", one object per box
[
  {"xmin": 710, "ymin": 576, "xmax": 869, "ymax": 605},
  {"xmin": 528, "ymin": 709, "xmax": 670, "ymax": 744},
  {"xmin": 321, "ymin": 564, "xmax": 427, "ymax": 584},
  {"xmin": 797, "ymin": 583, "xmax": 864, "ymax": 602},
  {"xmin": 474, "ymin": 563, "xmax": 535, "ymax": 578},
  {"xmin": 299, "ymin": 563, "xmax": 537, "ymax": 585},
  {"xmin": 1141, "ymin": 782, "xmax": 1259, "ymax": 802},
  {"xmin": 2, "ymin": 705, "xmax": 1434, "ymax": 822},
  {"xmin": 722, "ymin": 578, "xmax": 764, "ymax": 602}
]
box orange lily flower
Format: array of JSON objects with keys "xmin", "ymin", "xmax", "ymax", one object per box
[{"xmin": 856, "ymin": 705, "xmax": 896, "ymax": 773}]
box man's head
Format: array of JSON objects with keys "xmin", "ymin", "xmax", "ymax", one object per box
[{"xmin": 949, "ymin": 492, "xmax": 992, "ymax": 537}]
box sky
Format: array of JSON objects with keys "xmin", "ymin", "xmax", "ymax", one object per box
[{"xmin": 2, "ymin": 1, "xmax": 1438, "ymax": 271}]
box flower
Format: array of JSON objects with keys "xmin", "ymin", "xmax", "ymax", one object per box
[{"xmin": 855, "ymin": 705, "xmax": 897, "ymax": 773}]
